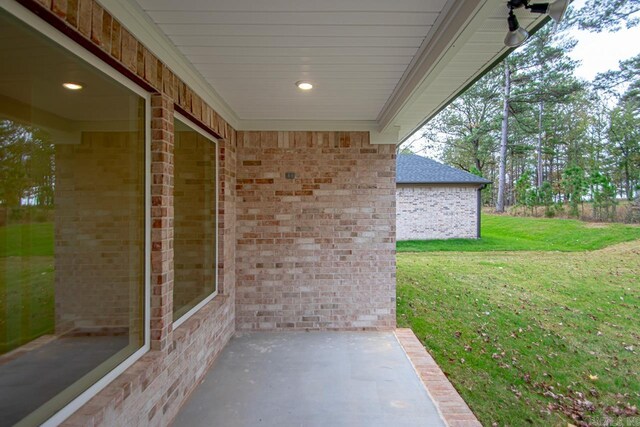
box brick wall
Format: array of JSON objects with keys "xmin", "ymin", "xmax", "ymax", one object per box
[
  {"xmin": 61, "ymin": 114, "xmax": 238, "ymax": 427},
  {"xmin": 13, "ymin": 1, "xmax": 399, "ymax": 425},
  {"xmin": 55, "ymin": 131, "xmax": 144, "ymax": 335},
  {"xmin": 396, "ymin": 184, "xmax": 480, "ymax": 240},
  {"xmin": 61, "ymin": 296, "xmax": 235, "ymax": 426},
  {"xmin": 236, "ymin": 131, "xmax": 396, "ymax": 330},
  {"xmin": 12, "ymin": 1, "xmax": 239, "ymax": 425}
]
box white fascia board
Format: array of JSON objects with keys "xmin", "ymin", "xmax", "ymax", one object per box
[
  {"xmin": 376, "ymin": 0, "xmax": 485, "ymax": 134},
  {"xmin": 98, "ymin": 0, "xmax": 241, "ymax": 129}
]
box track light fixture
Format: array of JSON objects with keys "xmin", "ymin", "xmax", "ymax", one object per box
[
  {"xmin": 504, "ymin": 8, "xmax": 530, "ymax": 47},
  {"xmin": 504, "ymin": 0, "xmax": 569, "ymax": 47}
]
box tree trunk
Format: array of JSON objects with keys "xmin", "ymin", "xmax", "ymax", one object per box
[
  {"xmin": 624, "ymin": 159, "xmax": 632, "ymax": 201},
  {"xmin": 536, "ymin": 100, "xmax": 544, "ymax": 187},
  {"xmin": 496, "ymin": 63, "xmax": 510, "ymax": 213},
  {"xmin": 549, "ymin": 152, "xmax": 554, "ymax": 188}
]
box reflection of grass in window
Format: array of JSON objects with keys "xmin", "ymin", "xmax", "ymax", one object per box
[
  {"xmin": 0, "ymin": 222, "xmax": 54, "ymax": 257},
  {"xmin": 0, "ymin": 222, "xmax": 54, "ymax": 354}
]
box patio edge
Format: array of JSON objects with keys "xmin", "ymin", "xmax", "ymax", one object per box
[{"xmin": 394, "ymin": 328, "xmax": 482, "ymax": 427}]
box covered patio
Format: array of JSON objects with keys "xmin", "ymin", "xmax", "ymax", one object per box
[
  {"xmin": 0, "ymin": 0, "xmax": 549, "ymax": 425},
  {"xmin": 173, "ymin": 330, "xmax": 478, "ymax": 427}
]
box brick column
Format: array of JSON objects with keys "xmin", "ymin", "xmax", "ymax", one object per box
[
  {"xmin": 150, "ymin": 93, "xmax": 174, "ymax": 351},
  {"xmin": 216, "ymin": 134, "xmax": 236, "ymax": 296}
]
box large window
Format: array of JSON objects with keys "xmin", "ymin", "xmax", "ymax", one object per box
[
  {"xmin": 0, "ymin": 9, "xmax": 147, "ymax": 425},
  {"xmin": 173, "ymin": 116, "xmax": 217, "ymax": 324}
]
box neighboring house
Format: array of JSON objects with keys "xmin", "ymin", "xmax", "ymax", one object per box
[
  {"xmin": 397, "ymin": 154, "xmax": 491, "ymax": 240},
  {"xmin": 0, "ymin": 0, "xmax": 547, "ymax": 425}
]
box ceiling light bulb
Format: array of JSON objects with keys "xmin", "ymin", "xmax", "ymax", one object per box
[
  {"xmin": 63, "ymin": 82, "xmax": 83, "ymax": 90},
  {"xmin": 296, "ymin": 81, "xmax": 313, "ymax": 90}
]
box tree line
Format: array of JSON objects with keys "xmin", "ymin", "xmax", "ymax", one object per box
[{"xmin": 401, "ymin": 0, "xmax": 640, "ymax": 222}]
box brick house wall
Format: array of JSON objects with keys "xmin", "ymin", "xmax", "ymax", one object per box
[
  {"xmin": 396, "ymin": 184, "xmax": 480, "ymax": 240},
  {"xmin": 10, "ymin": 0, "xmax": 397, "ymax": 425},
  {"xmin": 55, "ymin": 131, "xmax": 145, "ymax": 335},
  {"xmin": 236, "ymin": 131, "xmax": 396, "ymax": 330},
  {"xmin": 58, "ymin": 99, "xmax": 238, "ymax": 427},
  {"xmin": 12, "ymin": 1, "xmax": 240, "ymax": 424}
]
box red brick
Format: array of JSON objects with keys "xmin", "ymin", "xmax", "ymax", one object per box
[
  {"xmin": 395, "ymin": 329, "xmax": 482, "ymax": 427},
  {"xmin": 77, "ymin": 0, "xmax": 91, "ymax": 36},
  {"xmin": 235, "ymin": 131, "xmax": 396, "ymax": 331},
  {"xmin": 65, "ymin": 0, "xmax": 78, "ymax": 27},
  {"xmin": 90, "ymin": 2, "xmax": 103, "ymax": 45},
  {"xmin": 52, "ymin": 0, "xmax": 67, "ymax": 18}
]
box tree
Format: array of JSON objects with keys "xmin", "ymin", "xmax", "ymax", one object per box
[
  {"xmin": 562, "ymin": 166, "xmax": 588, "ymax": 217},
  {"xmin": 419, "ymin": 66, "xmax": 503, "ymax": 176},
  {"xmin": 594, "ymin": 53, "xmax": 640, "ymax": 101},
  {"xmin": 400, "ymin": 1, "xmax": 640, "ymax": 219},
  {"xmin": 570, "ymin": 0, "xmax": 640, "ymax": 32},
  {"xmin": 507, "ymin": 25, "xmax": 582, "ymax": 187},
  {"xmin": 591, "ymin": 170, "xmax": 618, "ymax": 220},
  {"xmin": 0, "ymin": 120, "xmax": 55, "ymax": 208},
  {"xmin": 497, "ymin": 62, "xmax": 511, "ymax": 213},
  {"xmin": 608, "ymin": 99, "xmax": 640, "ymax": 200}
]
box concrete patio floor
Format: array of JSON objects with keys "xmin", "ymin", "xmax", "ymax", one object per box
[{"xmin": 173, "ymin": 331, "xmax": 452, "ymax": 427}]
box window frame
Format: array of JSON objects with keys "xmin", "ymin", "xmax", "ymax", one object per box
[
  {"xmin": 1, "ymin": 2, "xmax": 151, "ymax": 426},
  {"xmin": 172, "ymin": 111, "xmax": 219, "ymax": 330}
]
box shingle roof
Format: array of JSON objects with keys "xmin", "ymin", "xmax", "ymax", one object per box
[{"xmin": 396, "ymin": 153, "xmax": 491, "ymax": 185}]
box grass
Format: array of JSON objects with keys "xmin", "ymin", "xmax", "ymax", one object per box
[
  {"xmin": 397, "ymin": 216, "xmax": 640, "ymax": 426},
  {"xmin": 1, "ymin": 222, "xmax": 55, "ymax": 353},
  {"xmin": 397, "ymin": 214, "xmax": 640, "ymax": 252},
  {"xmin": 0, "ymin": 222, "xmax": 54, "ymax": 257},
  {"xmin": 0, "ymin": 257, "xmax": 54, "ymax": 353}
]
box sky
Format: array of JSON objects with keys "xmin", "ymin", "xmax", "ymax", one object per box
[{"xmin": 566, "ymin": 0, "xmax": 640, "ymax": 81}]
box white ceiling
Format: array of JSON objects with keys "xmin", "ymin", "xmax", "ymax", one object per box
[
  {"xmin": 103, "ymin": 0, "xmax": 549, "ymax": 142},
  {"xmin": 134, "ymin": 0, "xmax": 453, "ymax": 121}
]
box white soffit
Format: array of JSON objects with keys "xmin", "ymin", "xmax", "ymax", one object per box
[
  {"xmin": 131, "ymin": 0, "xmax": 453, "ymax": 124},
  {"xmin": 101, "ymin": 0, "xmax": 546, "ymax": 142}
]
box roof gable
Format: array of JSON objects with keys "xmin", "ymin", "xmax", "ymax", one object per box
[{"xmin": 396, "ymin": 153, "xmax": 491, "ymax": 184}]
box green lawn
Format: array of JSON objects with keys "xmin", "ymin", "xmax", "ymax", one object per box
[
  {"xmin": 397, "ymin": 216, "xmax": 640, "ymax": 426},
  {"xmin": 1, "ymin": 222, "xmax": 55, "ymax": 353},
  {"xmin": 397, "ymin": 214, "xmax": 640, "ymax": 252},
  {"xmin": 0, "ymin": 257, "xmax": 54, "ymax": 353},
  {"xmin": 0, "ymin": 222, "xmax": 54, "ymax": 257}
]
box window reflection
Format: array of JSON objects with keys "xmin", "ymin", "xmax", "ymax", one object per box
[
  {"xmin": 173, "ymin": 118, "xmax": 217, "ymax": 321},
  {"xmin": 0, "ymin": 10, "xmax": 145, "ymax": 426}
]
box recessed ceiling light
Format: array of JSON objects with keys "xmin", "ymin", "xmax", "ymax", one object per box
[
  {"xmin": 62, "ymin": 82, "xmax": 83, "ymax": 90},
  {"xmin": 296, "ymin": 81, "xmax": 313, "ymax": 90}
]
